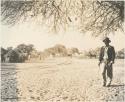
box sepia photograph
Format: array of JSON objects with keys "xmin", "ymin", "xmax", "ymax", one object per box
[{"xmin": 1, "ymin": 0, "xmax": 125, "ymax": 102}]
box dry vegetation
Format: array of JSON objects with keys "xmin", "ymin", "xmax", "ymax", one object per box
[{"xmin": 1, "ymin": 0, "xmax": 124, "ymax": 36}]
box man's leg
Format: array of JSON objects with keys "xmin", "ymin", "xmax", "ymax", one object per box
[
  {"xmin": 101, "ymin": 63, "xmax": 107, "ymax": 86},
  {"xmin": 107, "ymin": 64, "xmax": 113, "ymax": 87}
]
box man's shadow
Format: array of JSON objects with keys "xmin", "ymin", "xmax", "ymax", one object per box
[{"xmin": 110, "ymin": 84, "xmax": 125, "ymax": 87}]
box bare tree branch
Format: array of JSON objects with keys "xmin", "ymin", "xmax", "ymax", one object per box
[{"xmin": 1, "ymin": 0, "xmax": 124, "ymax": 36}]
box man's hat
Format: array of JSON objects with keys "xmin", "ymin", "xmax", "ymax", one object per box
[{"xmin": 103, "ymin": 37, "xmax": 111, "ymax": 43}]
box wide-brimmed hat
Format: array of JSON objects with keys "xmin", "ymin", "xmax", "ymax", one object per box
[{"xmin": 103, "ymin": 37, "xmax": 111, "ymax": 43}]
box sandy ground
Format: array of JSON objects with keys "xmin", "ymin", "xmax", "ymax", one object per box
[{"xmin": 1, "ymin": 58, "xmax": 125, "ymax": 102}]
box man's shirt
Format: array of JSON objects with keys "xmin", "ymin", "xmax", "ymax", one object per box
[{"xmin": 103, "ymin": 46, "xmax": 108, "ymax": 60}]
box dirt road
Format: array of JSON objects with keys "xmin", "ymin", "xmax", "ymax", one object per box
[{"xmin": 1, "ymin": 58, "xmax": 125, "ymax": 102}]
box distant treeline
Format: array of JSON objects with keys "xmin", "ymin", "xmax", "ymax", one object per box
[
  {"xmin": 1, "ymin": 44, "xmax": 80, "ymax": 63},
  {"xmin": 1, "ymin": 44, "xmax": 124, "ymax": 63}
]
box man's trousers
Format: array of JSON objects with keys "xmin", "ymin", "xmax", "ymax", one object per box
[{"xmin": 100, "ymin": 61, "xmax": 113, "ymax": 84}]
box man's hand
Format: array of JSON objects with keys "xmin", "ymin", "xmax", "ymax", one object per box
[
  {"xmin": 98, "ymin": 61, "xmax": 101, "ymax": 67},
  {"xmin": 108, "ymin": 61, "xmax": 113, "ymax": 66}
]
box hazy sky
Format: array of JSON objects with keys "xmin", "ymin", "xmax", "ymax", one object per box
[{"xmin": 1, "ymin": 22, "xmax": 125, "ymax": 51}]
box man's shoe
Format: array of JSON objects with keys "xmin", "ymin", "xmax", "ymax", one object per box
[
  {"xmin": 107, "ymin": 84, "xmax": 110, "ymax": 87},
  {"xmin": 103, "ymin": 83, "xmax": 106, "ymax": 87}
]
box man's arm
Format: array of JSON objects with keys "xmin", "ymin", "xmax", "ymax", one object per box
[
  {"xmin": 98, "ymin": 47, "xmax": 103, "ymax": 66},
  {"xmin": 99, "ymin": 47, "xmax": 103, "ymax": 61},
  {"xmin": 109, "ymin": 46, "xmax": 115, "ymax": 66},
  {"xmin": 111, "ymin": 46, "xmax": 115, "ymax": 64}
]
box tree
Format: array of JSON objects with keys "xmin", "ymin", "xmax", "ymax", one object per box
[
  {"xmin": 86, "ymin": 49, "xmax": 96, "ymax": 58},
  {"xmin": 83, "ymin": 48, "xmax": 100, "ymax": 58},
  {"xmin": 1, "ymin": 47, "xmax": 21, "ymax": 63},
  {"xmin": 26, "ymin": 44, "xmax": 34, "ymax": 54},
  {"xmin": 14, "ymin": 48, "xmax": 27, "ymax": 62},
  {"xmin": 1, "ymin": 47, "xmax": 7, "ymax": 62},
  {"xmin": 17, "ymin": 44, "xmax": 27, "ymax": 52},
  {"xmin": 43, "ymin": 44, "xmax": 67, "ymax": 57},
  {"xmin": 7, "ymin": 47, "xmax": 13, "ymax": 51},
  {"xmin": 70, "ymin": 48, "xmax": 80, "ymax": 55},
  {"xmin": 82, "ymin": 1, "xmax": 125, "ymax": 36},
  {"xmin": 116, "ymin": 48, "xmax": 124, "ymax": 59},
  {"xmin": 16, "ymin": 44, "xmax": 35, "ymax": 61},
  {"xmin": 1, "ymin": 0, "xmax": 124, "ymax": 36},
  {"xmin": 54, "ymin": 44, "xmax": 67, "ymax": 56},
  {"xmin": 17, "ymin": 44, "xmax": 34, "ymax": 54},
  {"xmin": 5, "ymin": 49, "xmax": 19, "ymax": 62}
]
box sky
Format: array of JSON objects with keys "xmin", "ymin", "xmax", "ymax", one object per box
[{"xmin": 1, "ymin": 22, "xmax": 125, "ymax": 52}]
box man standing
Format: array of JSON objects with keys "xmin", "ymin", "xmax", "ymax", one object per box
[{"xmin": 98, "ymin": 37, "xmax": 115, "ymax": 87}]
